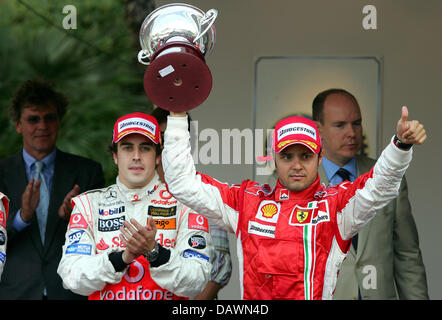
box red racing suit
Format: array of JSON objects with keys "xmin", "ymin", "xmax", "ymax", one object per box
[
  {"xmin": 57, "ymin": 174, "xmax": 214, "ymax": 300},
  {"xmin": 0, "ymin": 192, "xmax": 8, "ymax": 279},
  {"xmin": 162, "ymin": 116, "xmax": 413, "ymax": 300}
]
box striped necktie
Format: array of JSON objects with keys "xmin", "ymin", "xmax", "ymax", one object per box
[
  {"xmin": 34, "ymin": 161, "xmax": 49, "ymax": 244},
  {"xmin": 336, "ymin": 168, "xmax": 351, "ymax": 182}
]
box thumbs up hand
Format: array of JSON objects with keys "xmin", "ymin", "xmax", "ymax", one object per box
[{"xmin": 396, "ymin": 106, "xmax": 427, "ymax": 145}]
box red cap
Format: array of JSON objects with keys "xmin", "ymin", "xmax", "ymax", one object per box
[
  {"xmin": 112, "ymin": 112, "xmax": 161, "ymax": 144},
  {"xmin": 273, "ymin": 116, "xmax": 321, "ymax": 154}
]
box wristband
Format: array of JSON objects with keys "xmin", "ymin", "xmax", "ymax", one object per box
[
  {"xmin": 393, "ymin": 135, "xmax": 413, "ymax": 150},
  {"xmin": 108, "ymin": 251, "xmax": 128, "ymax": 272}
]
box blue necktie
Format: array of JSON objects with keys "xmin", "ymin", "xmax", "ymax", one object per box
[
  {"xmin": 34, "ymin": 161, "xmax": 49, "ymax": 244},
  {"xmin": 336, "ymin": 168, "xmax": 358, "ymax": 251}
]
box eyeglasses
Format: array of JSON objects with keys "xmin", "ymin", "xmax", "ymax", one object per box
[{"xmin": 23, "ymin": 113, "xmax": 58, "ymax": 124}]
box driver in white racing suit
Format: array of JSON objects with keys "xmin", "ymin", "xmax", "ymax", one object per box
[
  {"xmin": 0, "ymin": 192, "xmax": 9, "ymax": 280},
  {"xmin": 57, "ymin": 112, "xmax": 214, "ymax": 300}
]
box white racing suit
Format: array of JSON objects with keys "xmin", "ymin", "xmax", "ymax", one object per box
[
  {"xmin": 57, "ymin": 174, "xmax": 214, "ymax": 300},
  {"xmin": 0, "ymin": 192, "xmax": 8, "ymax": 279}
]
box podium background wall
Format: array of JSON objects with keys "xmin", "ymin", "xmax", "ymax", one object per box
[{"xmin": 157, "ymin": 0, "xmax": 442, "ymax": 299}]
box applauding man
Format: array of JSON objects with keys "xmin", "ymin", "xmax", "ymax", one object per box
[{"xmin": 58, "ymin": 112, "xmax": 214, "ymax": 300}]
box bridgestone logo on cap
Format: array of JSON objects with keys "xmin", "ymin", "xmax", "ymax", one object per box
[
  {"xmin": 278, "ymin": 123, "xmax": 317, "ymax": 140},
  {"xmin": 118, "ymin": 117, "xmax": 156, "ymax": 136}
]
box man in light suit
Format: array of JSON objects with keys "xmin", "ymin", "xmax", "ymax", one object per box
[
  {"xmin": 0, "ymin": 79, "xmax": 105, "ymax": 299},
  {"xmin": 312, "ymin": 88, "xmax": 429, "ymax": 299}
]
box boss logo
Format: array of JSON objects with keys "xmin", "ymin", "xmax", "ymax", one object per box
[{"xmin": 98, "ymin": 216, "xmax": 125, "ymax": 232}]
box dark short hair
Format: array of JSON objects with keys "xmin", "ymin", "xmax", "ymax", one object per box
[
  {"xmin": 150, "ymin": 107, "xmax": 169, "ymax": 126},
  {"xmin": 10, "ymin": 78, "xmax": 68, "ymax": 122},
  {"xmin": 312, "ymin": 88, "xmax": 359, "ymax": 124}
]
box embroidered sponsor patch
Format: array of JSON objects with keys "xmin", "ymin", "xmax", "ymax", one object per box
[
  {"xmin": 188, "ymin": 213, "xmax": 209, "ymax": 233},
  {"xmin": 154, "ymin": 218, "xmax": 176, "ymax": 230},
  {"xmin": 65, "ymin": 243, "xmax": 92, "ymax": 255},
  {"xmin": 69, "ymin": 213, "xmax": 89, "ymax": 229},
  {"xmin": 68, "ymin": 230, "xmax": 85, "ymax": 244},
  {"xmin": 96, "ymin": 238, "xmax": 109, "ymax": 251},
  {"xmin": 289, "ymin": 203, "xmax": 314, "ymax": 225},
  {"xmin": 182, "ymin": 249, "xmax": 209, "ymax": 261},
  {"xmin": 98, "ymin": 216, "xmax": 125, "ymax": 232},
  {"xmin": 277, "ymin": 122, "xmax": 317, "ymax": 140},
  {"xmin": 279, "ymin": 189, "xmax": 289, "ymax": 200},
  {"xmin": 118, "ymin": 117, "xmax": 156, "ymax": 138},
  {"xmin": 289, "ymin": 200, "xmax": 330, "ymax": 226},
  {"xmin": 148, "ymin": 205, "xmax": 177, "ymax": 217},
  {"xmin": 277, "ymin": 139, "xmax": 318, "ymax": 152},
  {"xmin": 255, "ymin": 201, "xmax": 280, "ymax": 223},
  {"xmin": 248, "ymin": 221, "xmax": 275, "ymax": 238},
  {"xmin": 188, "ymin": 235, "xmax": 206, "ymax": 249},
  {"xmin": 99, "ymin": 206, "xmax": 125, "ymax": 216}
]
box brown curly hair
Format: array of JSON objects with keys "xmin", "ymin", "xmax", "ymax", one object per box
[{"xmin": 9, "ymin": 78, "xmax": 68, "ymax": 122}]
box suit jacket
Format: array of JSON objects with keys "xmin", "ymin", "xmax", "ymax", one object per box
[
  {"xmin": 0, "ymin": 148, "xmax": 105, "ymax": 299},
  {"xmin": 318, "ymin": 155, "xmax": 429, "ymax": 299}
]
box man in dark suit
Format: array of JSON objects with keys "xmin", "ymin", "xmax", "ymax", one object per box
[
  {"xmin": 312, "ymin": 88, "xmax": 428, "ymax": 299},
  {"xmin": 0, "ymin": 79, "xmax": 105, "ymax": 299}
]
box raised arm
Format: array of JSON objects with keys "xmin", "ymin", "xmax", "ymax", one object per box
[
  {"xmin": 337, "ymin": 106, "xmax": 426, "ymax": 240},
  {"xmin": 162, "ymin": 113, "xmax": 241, "ymax": 233}
]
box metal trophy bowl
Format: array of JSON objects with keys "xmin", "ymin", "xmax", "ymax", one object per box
[{"xmin": 138, "ymin": 3, "xmax": 218, "ymax": 112}]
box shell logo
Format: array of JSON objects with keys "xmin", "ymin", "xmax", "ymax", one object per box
[{"xmin": 261, "ymin": 203, "xmax": 278, "ymax": 218}]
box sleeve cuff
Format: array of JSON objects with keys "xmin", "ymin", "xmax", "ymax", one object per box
[
  {"xmin": 12, "ymin": 209, "xmax": 31, "ymax": 232},
  {"xmin": 149, "ymin": 245, "xmax": 171, "ymax": 268},
  {"xmin": 166, "ymin": 115, "xmax": 189, "ymax": 134},
  {"xmin": 388, "ymin": 135, "xmax": 413, "ymax": 164},
  {"xmin": 108, "ymin": 251, "xmax": 128, "ymax": 272}
]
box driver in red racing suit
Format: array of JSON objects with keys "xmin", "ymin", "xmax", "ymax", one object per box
[
  {"xmin": 57, "ymin": 113, "xmax": 214, "ymax": 300},
  {"xmin": 162, "ymin": 107, "xmax": 426, "ymax": 299}
]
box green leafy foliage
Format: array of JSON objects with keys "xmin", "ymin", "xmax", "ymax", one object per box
[{"xmin": 0, "ymin": 0, "xmax": 154, "ymax": 184}]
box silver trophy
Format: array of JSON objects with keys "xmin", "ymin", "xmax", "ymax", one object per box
[{"xmin": 138, "ymin": 3, "xmax": 218, "ymax": 112}]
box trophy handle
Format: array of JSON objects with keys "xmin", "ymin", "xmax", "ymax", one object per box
[
  {"xmin": 138, "ymin": 50, "xmax": 151, "ymax": 65},
  {"xmin": 194, "ymin": 9, "xmax": 217, "ymax": 43}
]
